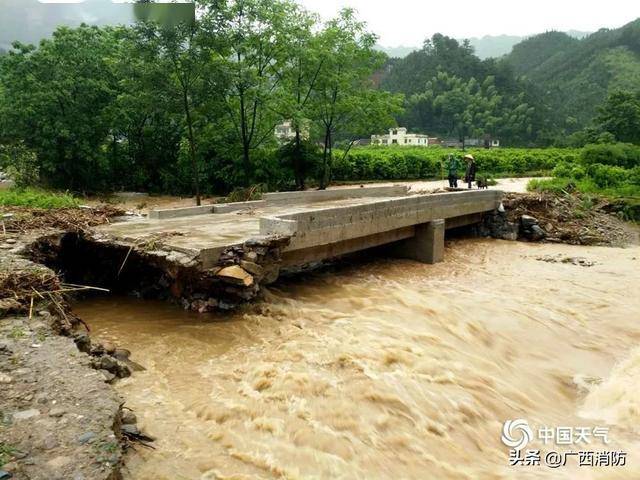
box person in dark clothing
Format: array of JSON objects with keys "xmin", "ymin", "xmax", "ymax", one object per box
[
  {"xmin": 464, "ymin": 154, "xmax": 477, "ymax": 189},
  {"xmin": 445, "ymin": 155, "xmax": 460, "ymax": 188}
]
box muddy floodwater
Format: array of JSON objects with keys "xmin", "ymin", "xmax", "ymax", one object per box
[{"xmin": 75, "ymin": 239, "xmax": 640, "ymax": 479}]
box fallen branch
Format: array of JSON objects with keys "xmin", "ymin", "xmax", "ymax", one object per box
[
  {"xmin": 117, "ymin": 246, "xmax": 134, "ymax": 278},
  {"xmin": 61, "ymin": 282, "xmax": 110, "ymax": 293}
]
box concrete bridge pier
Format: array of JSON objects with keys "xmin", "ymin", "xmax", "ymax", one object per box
[{"xmin": 394, "ymin": 219, "xmax": 445, "ymax": 264}]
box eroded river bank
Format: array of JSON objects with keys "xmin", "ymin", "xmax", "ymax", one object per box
[{"xmin": 76, "ymin": 238, "xmax": 640, "ymax": 479}]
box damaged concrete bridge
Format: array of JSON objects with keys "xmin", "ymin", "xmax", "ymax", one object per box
[
  {"xmin": 259, "ymin": 189, "xmax": 502, "ymax": 266},
  {"xmin": 44, "ymin": 186, "xmax": 503, "ymax": 311}
]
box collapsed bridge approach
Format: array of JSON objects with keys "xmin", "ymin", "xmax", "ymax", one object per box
[{"xmin": 48, "ymin": 185, "xmax": 503, "ymax": 310}]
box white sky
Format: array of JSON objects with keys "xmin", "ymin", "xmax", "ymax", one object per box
[{"xmin": 297, "ymin": 0, "xmax": 640, "ymax": 46}]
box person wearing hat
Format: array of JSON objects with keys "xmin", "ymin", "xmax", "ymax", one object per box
[{"xmin": 464, "ymin": 154, "xmax": 477, "ymax": 189}]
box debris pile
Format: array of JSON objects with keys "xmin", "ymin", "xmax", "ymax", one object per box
[
  {"xmin": 535, "ymin": 254, "xmax": 596, "ymax": 267},
  {"xmin": 501, "ymin": 192, "xmax": 633, "ymax": 246},
  {"xmin": 0, "ymin": 269, "xmax": 59, "ymax": 314},
  {"xmin": 0, "ymin": 205, "xmax": 125, "ymax": 234},
  {"xmin": 0, "ymin": 254, "xmax": 61, "ymax": 318}
]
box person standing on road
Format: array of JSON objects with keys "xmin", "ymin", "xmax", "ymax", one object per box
[
  {"xmin": 464, "ymin": 154, "xmax": 477, "ymax": 189},
  {"xmin": 445, "ymin": 154, "xmax": 460, "ymax": 188}
]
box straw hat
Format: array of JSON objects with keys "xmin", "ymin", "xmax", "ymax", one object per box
[{"xmin": 463, "ymin": 154, "xmax": 475, "ymax": 161}]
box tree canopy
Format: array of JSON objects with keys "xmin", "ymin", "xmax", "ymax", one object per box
[{"xmin": 0, "ymin": 0, "xmax": 399, "ymax": 194}]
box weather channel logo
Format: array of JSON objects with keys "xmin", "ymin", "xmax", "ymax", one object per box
[
  {"xmin": 501, "ymin": 419, "xmax": 534, "ymax": 450},
  {"xmin": 501, "ymin": 419, "xmax": 627, "ymax": 469}
]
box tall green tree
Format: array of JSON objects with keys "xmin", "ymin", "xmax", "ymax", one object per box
[
  {"xmin": 0, "ymin": 26, "xmax": 120, "ymax": 190},
  {"xmin": 594, "ymin": 90, "xmax": 640, "ymax": 144},
  {"xmin": 132, "ymin": 20, "xmax": 208, "ymax": 204},
  {"xmin": 205, "ymin": 0, "xmax": 296, "ymax": 185},
  {"xmin": 277, "ymin": 8, "xmax": 323, "ymax": 190},
  {"xmin": 311, "ymin": 9, "xmax": 400, "ymax": 189},
  {"xmin": 108, "ymin": 27, "xmax": 184, "ymax": 193}
]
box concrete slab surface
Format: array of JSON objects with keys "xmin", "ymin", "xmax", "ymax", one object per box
[
  {"xmin": 97, "ymin": 196, "xmax": 401, "ymax": 254},
  {"xmin": 96, "ymin": 190, "xmax": 502, "ymax": 267}
]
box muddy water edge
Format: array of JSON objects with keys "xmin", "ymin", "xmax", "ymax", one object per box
[{"xmin": 74, "ymin": 238, "xmax": 640, "ymax": 480}]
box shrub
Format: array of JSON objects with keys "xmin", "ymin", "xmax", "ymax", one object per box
[
  {"xmin": 330, "ymin": 146, "xmax": 578, "ymax": 182},
  {"xmin": 0, "ymin": 143, "xmax": 40, "ymax": 187},
  {"xmin": 552, "ymin": 162, "xmax": 573, "ymax": 178},
  {"xmin": 0, "ymin": 188, "xmax": 80, "ymax": 208},
  {"xmin": 570, "ymin": 166, "xmax": 586, "ymax": 179},
  {"xmin": 219, "ymin": 184, "xmax": 267, "ymax": 203},
  {"xmin": 586, "ymin": 164, "xmax": 628, "ymax": 188},
  {"xmin": 528, "ymin": 177, "xmax": 577, "ymax": 194},
  {"xmin": 628, "ymin": 167, "xmax": 640, "ymax": 186},
  {"xmin": 580, "ymin": 143, "xmax": 640, "ymax": 169}
]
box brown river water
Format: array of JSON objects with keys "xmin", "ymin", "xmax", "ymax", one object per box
[{"xmin": 75, "ymin": 238, "xmax": 640, "ymax": 480}]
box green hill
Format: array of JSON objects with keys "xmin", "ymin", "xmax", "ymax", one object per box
[
  {"xmin": 502, "ymin": 19, "xmax": 640, "ymax": 126},
  {"xmin": 505, "ymin": 31, "xmax": 580, "ymax": 76}
]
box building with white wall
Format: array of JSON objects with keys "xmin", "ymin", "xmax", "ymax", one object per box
[
  {"xmin": 371, "ymin": 128, "xmax": 430, "ymax": 147},
  {"xmin": 275, "ymin": 120, "xmax": 310, "ymax": 143}
]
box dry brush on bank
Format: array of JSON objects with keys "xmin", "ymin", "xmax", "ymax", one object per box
[{"xmin": 502, "ymin": 192, "xmax": 635, "ymax": 246}]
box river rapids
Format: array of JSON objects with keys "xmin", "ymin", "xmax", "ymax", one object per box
[{"xmin": 75, "ymin": 238, "xmax": 640, "ymax": 479}]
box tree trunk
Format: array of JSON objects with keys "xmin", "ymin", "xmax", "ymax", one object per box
[
  {"xmin": 294, "ymin": 129, "xmax": 304, "ymax": 190},
  {"xmin": 327, "ymin": 132, "xmax": 333, "ymax": 187},
  {"xmin": 242, "ymin": 141, "xmax": 251, "ymax": 185},
  {"xmin": 319, "ymin": 127, "xmax": 331, "ymax": 190},
  {"xmin": 238, "ymin": 88, "xmax": 252, "ymax": 186},
  {"xmin": 183, "ymin": 90, "xmax": 201, "ymax": 206}
]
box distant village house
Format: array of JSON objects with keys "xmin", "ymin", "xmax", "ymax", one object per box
[{"xmin": 275, "ymin": 120, "xmax": 309, "ymax": 143}]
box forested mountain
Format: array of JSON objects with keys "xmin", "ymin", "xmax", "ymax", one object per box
[
  {"xmin": 502, "ymin": 19, "xmax": 640, "ymax": 126},
  {"xmin": 375, "ymin": 31, "xmax": 591, "ymax": 60},
  {"xmin": 380, "ymin": 35, "xmax": 488, "ymax": 96},
  {"xmin": 501, "ymin": 31, "xmax": 579, "ymax": 74},
  {"xmin": 379, "ymin": 34, "xmax": 548, "ymax": 145},
  {"xmin": 379, "ymin": 19, "xmax": 640, "ymax": 145},
  {"xmin": 375, "ymin": 45, "xmax": 416, "ymax": 58}
]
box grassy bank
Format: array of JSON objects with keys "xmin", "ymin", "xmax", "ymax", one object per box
[
  {"xmin": 0, "ymin": 188, "xmax": 79, "ymax": 209},
  {"xmin": 527, "ymin": 144, "xmax": 640, "ymax": 221}
]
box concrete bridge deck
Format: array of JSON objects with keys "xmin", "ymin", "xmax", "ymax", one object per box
[{"xmin": 96, "ymin": 186, "xmax": 502, "ymax": 269}]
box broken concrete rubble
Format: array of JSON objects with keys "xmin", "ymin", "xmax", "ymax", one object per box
[
  {"xmin": 520, "ymin": 215, "xmax": 547, "ymax": 241},
  {"xmin": 477, "ymin": 210, "xmax": 519, "ymax": 241},
  {"xmin": 26, "ymin": 231, "xmax": 291, "ymax": 313},
  {"xmin": 216, "ymin": 265, "xmax": 254, "ymax": 287}
]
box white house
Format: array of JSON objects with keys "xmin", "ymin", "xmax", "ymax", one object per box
[
  {"xmin": 371, "ymin": 128, "xmax": 430, "ymax": 147},
  {"xmin": 275, "ymin": 120, "xmax": 309, "ymax": 143}
]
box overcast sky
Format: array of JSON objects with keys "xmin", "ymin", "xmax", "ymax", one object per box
[{"xmin": 297, "ymin": 0, "xmax": 640, "ymax": 46}]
